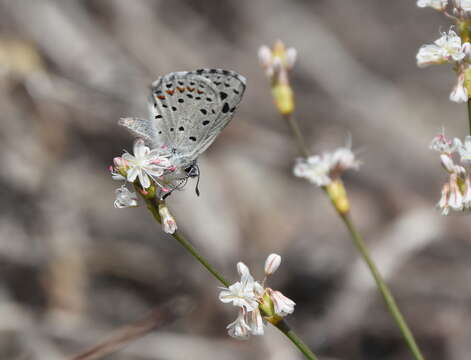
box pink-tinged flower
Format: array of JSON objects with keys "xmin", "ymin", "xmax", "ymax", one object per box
[
  {"xmin": 158, "ymin": 203, "xmax": 177, "ymax": 234},
  {"xmin": 122, "ymin": 139, "xmax": 172, "ymax": 189},
  {"xmin": 219, "ymin": 254, "xmax": 294, "ymax": 339},
  {"xmin": 258, "ymin": 41, "xmax": 297, "ymax": 80},
  {"xmin": 268, "ymin": 289, "xmax": 296, "ymax": 316},
  {"xmin": 450, "ymin": 73, "xmax": 468, "ymax": 103},
  {"xmin": 429, "ymin": 132, "xmax": 460, "ymax": 154}
]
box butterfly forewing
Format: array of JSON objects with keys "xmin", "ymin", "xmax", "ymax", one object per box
[{"xmin": 150, "ymin": 72, "xmax": 221, "ymax": 160}]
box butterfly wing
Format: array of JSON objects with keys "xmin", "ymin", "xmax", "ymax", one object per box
[
  {"xmin": 183, "ymin": 69, "xmax": 246, "ymax": 160},
  {"xmin": 150, "ymin": 69, "xmax": 246, "ymax": 166}
]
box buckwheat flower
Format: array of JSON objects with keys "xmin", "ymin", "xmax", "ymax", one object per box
[
  {"xmin": 114, "ymin": 186, "xmax": 138, "ymax": 208},
  {"xmin": 450, "ymin": 73, "xmax": 468, "ymax": 103},
  {"xmin": 417, "ymin": 30, "xmax": 467, "ymax": 67},
  {"xmin": 457, "ymin": 135, "xmax": 471, "ymax": 163},
  {"xmin": 417, "ymin": 0, "xmax": 447, "ymax": 10},
  {"xmin": 449, "ymin": 173, "xmax": 464, "ymax": 211},
  {"xmin": 122, "ymin": 139, "xmax": 172, "ymax": 189},
  {"xmin": 268, "ymin": 289, "xmax": 296, "ymax": 317},
  {"xmin": 430, "ymin": 132, "xmax": 460, "ymax": 154},
  {"xmin": 158, "ymin": 202, "xmax": 177, "ymax": 234},
  {"xmin": 438, "ymin": 182, "xmax": 451, "ymax": 215},
  {"xmin": 258, "ymin": 40, "xmax": 297, "ymax": 80},
  {"xmin": 219, "ymin": 254, "xmax": 295, "ymax": 339},
  {"xmin": 227, "ymin": 309, "xmax": 251, "ymax": 340},
  {"xmin": 264, "ymin": 253, "xmax": 281, "ymax": 276},
  {"xmin": 294, "ymin": 147, "xmax": 360, "ymax": 187},
  {"xmin": 219, "ymin": 262, "xmax": 258, "ymax": 311}
]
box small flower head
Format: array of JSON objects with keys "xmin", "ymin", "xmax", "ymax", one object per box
[
  {"xmin": 430, "ymin": 131, "xmax": 460, "ymax": 154},
  {"xmin": 114, "ymin": 186, "xmax": 138, "ymax": 208},
  {"xmin": 417, "ymin": 30, "xmax": 467, "ymax": 67},
  {"xmin": 417, "ymin": 0, "xmax": 448, "ymax": 10},
  {"xmin": 258, "ymin": 40, "xmax": 296, "ymax": 80},
  {"xmin": 293, "ymin": 147, "xmax": 360, "ymax": 187},
  {"xmin": 450, "ymin": 73, "xmax": 469, "ymax": 103},
  {"xmin": 457, "ymin": 135, "xmax": 471, "ymax": 163},
  {"xmin": 122, "ymin": 139, "xmax": 172, "ymax": 189},
  {"xmin": 219, "ymin": 254, "xmax": 295, "ymax": 339}
]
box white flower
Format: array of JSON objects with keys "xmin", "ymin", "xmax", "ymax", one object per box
[
  {"xmin": 248, "ymin": 308, "xmax": 265, "ymax": 336},
  {"xmin": 113, "ymin": 186, "xmax": 138, "ymax": 208},
  {"xmin": 450, "ymin": 73, "xmax": 469, "ymax": 103},
  {"xmin": 219, "ymin": 262, "xmax": 259, "ymax": 311},
  {"xmin": 294, "ymin": 147, "xmax": 360, "ymax": 187},
  {"xmin": 122, "ymin": 139, "xmax": 172, "ymax": 189},
  {"xmin": 227, "ymin": 309, "xmax": 251, "ymax": 340},
  {"xmin": 439, "ymin": 153, "xmax": 465, "ymax": 174},
  {"xmin": 417, "ymin": 30, "xmax": 467, "ymax": 67},
  {"xmin": 264, "ymin": 253, "xmax": 281, "ymax": 276},
  {"xmin": 219, "ymin": 254, "xmax": 294, "ymax": 339},
  {"xmin": 417, "ymin": 0, "xmax": 447, "ymax": 10},
  {"xmin": 258, "ymin": 41, "xmax": 297, "ymax": 80},
  {"xmin": 158, "ymin": 203, "xmax": 177, "ymax": 234},
  {"xmin": 449, "ymin": 173, "xmax": 464, "ymax": 211},
  {"xmin": 437, "ymin": 182, "xmax": 451, "ymax": 215},
  {"xmin": 268, "ymin": 289, "xmax": 296, "ymax": 317},
  {"xmin": 430, "ymin": 132, "xmax": 460, "ymax": 154},
  {"xmin": 457, "ymin": 135, "xmax": 471, "ymax": 163},
  {"xmin": 464, "ymin": 176, "xmax": 471, "ymax": 208}
]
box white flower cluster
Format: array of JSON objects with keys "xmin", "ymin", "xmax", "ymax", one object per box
[
  {"xmin": 110, "ymin": 139, "xmax": 179, "ymax": 233},
  {"xmin": 430, "ymin": 132, "xmax": 471, "ymax": 215},
  {"xmin": 293, "ymin": 147, "xmax": 360, "ymax": 186},
  {"xmin": 416, "ymin": 1, "xmax": 471, "ymax": 103},
  {"xmin": 219, "ymin": 254, "xmax": 295, "ymax": 340}
]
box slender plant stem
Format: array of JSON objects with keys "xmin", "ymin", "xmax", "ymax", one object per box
[
  {"xmin": 284, "ymin": 114, "xmax": 310, "ymax": 158},
  {"xmin": 339, "ymin": 213, "xmax": 425, "ymax": 360},
  {"xmin": 275, "ymin": 320, "xmax": 319, "ymax": 360},
  {"xmin": 144, "ymin": 196, "xmax": 318, "ymax": 360},
  {"xmin": 467, "ymin": 98, "xmax": 471, "ymax": 135}
]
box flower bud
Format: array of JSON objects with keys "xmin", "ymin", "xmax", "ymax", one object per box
[
  {"xmin": 268, "ymin": 289, "xmax": 296, "ymax": 317},
  {"xmin": 158, "ymin": 202, "xmax": 177, "ymax": 234},
  {"xmin": 264, "ymin": 253, "xmax": 281, "ymax": 276}
]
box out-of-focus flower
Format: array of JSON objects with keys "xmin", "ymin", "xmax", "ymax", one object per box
[
  {"xmin": 450, "ymin": 73, "xmax": 469, "ymax": 103},
  {"xmin": 417, "ymin": 30, "xmax": 468, "ymax": 67},
  {"xmin": 417, "ymin": 0, "xmax": 448, "ymax": 10},
  {"xmin": 114, "ymin": 186, "xmax": 138, "ymax": 208},
  {"xmin": 293, "ymin": 147, "xmax": 360, "ymax": 187},
  {"xmin": 122, "ymin": 139, "xmax": 172, "ymax": 189},
  {"xmin": 258, "ymin": 40, "xmax": 297, "ymax": 115},
  {"xmin": 431, "ymin": 131, "xmax": 471, "ymax": 215},
  {"xmin": 158, "ymin": 201, "xmax": 177, "ymax": 234},
  {"xmin": 219, "ymin": 254, "xmax": 295, "ymax": 340}
]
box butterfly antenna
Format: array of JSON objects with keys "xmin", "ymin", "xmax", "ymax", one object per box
[{"xmin": 195, "ymin": 164, "xmax": 201, "ymax": 197}]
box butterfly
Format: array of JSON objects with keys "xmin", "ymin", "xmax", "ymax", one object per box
[{"xmin": 119, "ymin": 69, "xmax": 246, "ymax": 195}]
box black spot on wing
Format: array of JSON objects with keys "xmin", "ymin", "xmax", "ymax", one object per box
[
  {"xmin": 222, "ymin": 102, "xmax": 230, "ymax": 113},
  {"xmin": 220, "ymin": 92, "xmax": 227, "ymax": 100}
]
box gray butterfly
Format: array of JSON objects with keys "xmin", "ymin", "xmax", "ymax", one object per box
[{"xmin": 119, "ymin": 69, "xmax": 246, "ymax": 194}]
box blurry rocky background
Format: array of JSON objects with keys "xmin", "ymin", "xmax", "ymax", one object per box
[{"xmin": 0, "ymin": 0, "xmax": 469, "ymax": 359}]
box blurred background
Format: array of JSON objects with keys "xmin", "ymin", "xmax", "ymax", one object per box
[{"xmin": 0, "ymin": 0, "xmax": 470, "ymax": 359}]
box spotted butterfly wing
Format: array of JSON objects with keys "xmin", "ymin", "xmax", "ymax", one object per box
[{"xmin": 149, "ymin": 69, "xmax": 246, "ymax": 166}]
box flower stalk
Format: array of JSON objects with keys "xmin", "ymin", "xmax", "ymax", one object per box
[
  {"xmin": 140, "ymin": 190, "xmax": 318, "ymax": 360},
  {"xmin": 260, "ymin": 40, "xmax": 426, "ymax": 360},
  {"xmin": 339, "ymin": 212, "xmax": 425, "ymax": 360}
]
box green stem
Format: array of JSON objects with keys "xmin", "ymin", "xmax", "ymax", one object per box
[
  {"xmin": 467, "ymin": 98, "xmax": 471, "ymax": 135},
  {"xmin": 284, "ymin": 114, "xmax": 310, "ymax": 158},
  {"xmin": 339, "ymin": 213, "xmax": 425, "ymax": 360},
  {"xmin": 144, "ymin": 196, "xmax": 319, "ymax": 360},
  {"xmin": 275, "ymin": 320, "xmax": 319, "ymax": 360}
]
